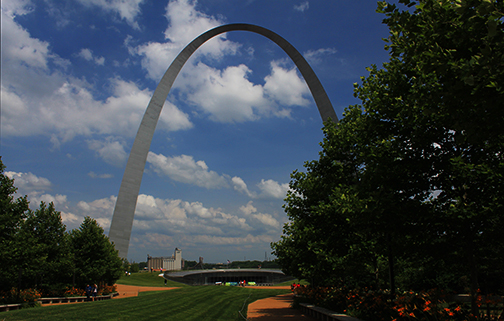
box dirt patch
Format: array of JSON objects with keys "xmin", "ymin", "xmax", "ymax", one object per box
[
  {"xmin": 247, "ymin": 293, "xmax": 315, "ymax": 320},
  {"xmin": 114, "ymin": 284, "xmax": 178, "ymax": 298}
]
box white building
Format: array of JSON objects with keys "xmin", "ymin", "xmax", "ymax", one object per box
[{"xmin": 147, "ymin": 248, "xmax": 182, "ymax": 271}]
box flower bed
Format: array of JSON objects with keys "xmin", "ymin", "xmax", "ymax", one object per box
[{"xmin": 294, "ymin": 286, "xmax": 503, "ymax": 321}]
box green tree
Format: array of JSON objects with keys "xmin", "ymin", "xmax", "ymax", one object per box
[
  {"xmin": 0, "ymin": 158, "xmax": 30, "ymax": 292},
  {"xmin": 273, "ymin": 0, "xmax": 504, "ymax": 304},
  {"xmin": 366, "ymin": 0, "xmax": 504, "ymax": 306},
  {"xmin": 70, "ymin": 217, "xmax": 122, "ymax": 288},
  {"xmin": 21, "ymin": 202, "xmax": 74, "ymax": 294}
]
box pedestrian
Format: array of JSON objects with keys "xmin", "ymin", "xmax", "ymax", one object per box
[
  {"xmin": 85, "ymin": 284, "xmax": 91, "ymax": 300},
  {"xmin": 92, "ymin": 284, "xmax": 98, "ymax": 301}
]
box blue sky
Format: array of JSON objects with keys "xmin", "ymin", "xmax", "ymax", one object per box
[{"xmin": 1, "ymin": 0, "xmax": 391, "ymax": 264}]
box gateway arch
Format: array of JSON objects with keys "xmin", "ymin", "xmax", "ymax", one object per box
[{"xmin": 109, "ymin": 23, "xmax": 338, "ymax": 258}]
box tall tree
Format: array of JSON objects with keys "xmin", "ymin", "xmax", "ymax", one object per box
[
  {"xmin": 70, "ymin": 217, "xmax": 122, "ymax": 288},
  {"xmin": 21, "ymin": 202, "xmax": 74, "ymax": 294},
  {"xmin": 0, "ymin": 158, "xmax": 30, "ymax": 292},
  {"xmin": 273, "ymin": 0, "xmax": 504, "ymax": 302}
]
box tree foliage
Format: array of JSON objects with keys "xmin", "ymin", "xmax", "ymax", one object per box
[
  {"xmin": 20, "ymin": 202, "xmax": 74, "ymax": 294},
  {"xmin": 272, "ymin": 0, "xmax": 504, "ymax": 298},
  {"xmin": 71, "ymin": 217, "xmax": 123, "ymax": 288},
  {"xmin": 0, "ymin": 158, "xmax": 30, "ymax": 291}
]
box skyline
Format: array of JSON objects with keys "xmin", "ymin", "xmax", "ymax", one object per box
[{"xmin": 1, "ymin": 0, "xmax": 391, "ymax": 263}]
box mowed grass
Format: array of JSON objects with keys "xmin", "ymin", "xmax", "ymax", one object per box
[
  {"xmin": 116, "ymin": 271, "xmax": 188, "ymax": 287},
  {"xmin": 3, "ymin": 275, "xmax": 290, "ymax": 321}
]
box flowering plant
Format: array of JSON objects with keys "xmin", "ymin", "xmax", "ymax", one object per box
[{"xmin": 295, "ymin": 286, "xmax": 503, "ymax": 321}]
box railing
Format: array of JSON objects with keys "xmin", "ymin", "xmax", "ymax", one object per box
[
  {"xmin": 0, "ymin": 293, "xmax": 119, "ymax": 313},
  {"xmin": 299, "ymin": 303, "xmax": 364, "ymax": 321}
]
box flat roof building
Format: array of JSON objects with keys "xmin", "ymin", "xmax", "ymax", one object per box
[
  {"xmin": 147, "ymin": 248, "xmax": 182, "ymax": 271},
  {"xmin": 164, "ymin": 269, "xmax": 293, "ymax": 285}
]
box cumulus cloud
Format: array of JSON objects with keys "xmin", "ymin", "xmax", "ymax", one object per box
[
  {"xmin": 5, "ymin": 171, "xmax": 51, "ymax": 192},
  {"xmin": 6, "ymin": 169, "xmax": 282, "ymax": 259},
  {"xmin": 76, "ymin": 0, "xmax": 144, "ymax": 29},
  {"xmin": 231, "ymin": 176, "xmax": 255, "ymax": 198},
  {"xmin": 130, "ymin": 0, "xmax": 312, "ymax": 124},
  {"xmin": 131, "ymin": 0, "xmax": 239, "ymax": 81},
  {"xmin": 87, "ymin": 136, "xmax": 128, "ymax": 166},
  {"xmin": 147, "ymin": 151, "xmax": 289, "ymax": 200},
  {"xmin": 147, "ymin": 152, "xmax": 229, "ymax": 189},
  {"xmin": 4, "ymin": 171, "xmax": 68, "ymax": 210},
  {"xmin": 182, "ymin": 63, "xmax": 271, "ymax": 122},
  {"xmin": 1, "ymin": 0, "xmax": 34, "ymax": 17},
  {"xmin": 132, "ymin": 195, "xmax": 263, "ymax": 236},
  {"xmin": 257, "ymin": 179, "xmax": 289, "ymax": 199},
  {"xmin": 294, "ymin": 1, "xmax": 309, "ymax": 12},
  {"xmin": 0, "ymin": 10, "xmax": 192, "ymax": 146},
  {"xmin": 77, "ymin": 48, "xmax": 105, "ymax": 65},
  {"xmin": 240, "ymin": 201, "xmax": 280, "ymax": 228},
  {"xmin": 264, "ymin": 60, "xmax": 311, "ymax": 108}
]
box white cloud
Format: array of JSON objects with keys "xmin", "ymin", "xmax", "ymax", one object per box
[
  {"xmin": 127, "ymin": 0, "xmax": 313, "ymax": 124},
  {"xmin": 232, "ymin": 176, "xmax": 256, "ymax": 198},
  {"xmin": 304, "ymin": 47, "xmax": 338, "ymax": 65},
  {"xmin": 0, "ymin": 12, "xmax": 193, "ymax": 146},
  {"xmin": 188, "ymin": 234, "xmax": 273, "ymax": 245},
  {"xmin": 257, "ymin": 179, "xmax": 289, "ymax": 199},
  {"xmin": 5, "ymin": 171, "xmax": 52, "ymax": 192},
  {"xmin": 131, "ymin": 0, "xmax": 239, "ymax": 81},
  {"xmin": 1, "ymin": 0, "xmax": 34, "ymax": 17},
  {"xmin": 6, "ymin": 169, "xmax": 282, "ymax": 258},
  {"xmin": 4, "ymin": 171, "xmax": 69, "ymax": 211},
  {"xmin": 147, "ymin": 152, "xmax": 229, "ymax": 189},
  {"xmin": 87, "ymin": 136, "xmax": 128, "ymax": 166},
  {"xmin": 76, "ymin": 0, "xmax": 144, "ymax": 29},
  {"xmin": 239, "ymin": 201, "xmax": 257, "ymax": 215},
  {"xmin": 60, "ymin": 211, "xmax": 80, "ymax": 225},
  {"xmin": 88, "ymin": 172, "xmax": 114, "ymax": 179},
  {"xmin": 132, "ymin": 194, "xmax": 256, "ymax": 235},
  {"xmin": 77, "ymin": 48, "xmax": 105, "ymax": 65},
  {"xmin": 1, "ymin": 10, "xmax": 49, "ymax": 70},
  {"xmin": 264, "ymin": 60, "xmax": 311, "ymax": 108},
  {"xmin": 240, "ymin": 201, "xmax": 280, "ymax": 228},
  {"xmin": 294, "ymin": 1, "xmax": 309, "ymax": 12},
  {"xmin": 182, "ymin": 63, "xmax": 272, "ymax": 122}
]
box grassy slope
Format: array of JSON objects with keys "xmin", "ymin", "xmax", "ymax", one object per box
[
  {"xmin": 115, "ymin": 271, "xmax": 188, "ymax": 287},
  {"xmin": 3, "ymin": 286, "xmax": 289, "ymax": 321}
]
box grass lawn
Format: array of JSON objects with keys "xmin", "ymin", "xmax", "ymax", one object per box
[
  {"xmin": 116, "ymin": 271, "xmax": 188, "ymax": 287},
  {"xmin": 3, "ymin": 286, "xmax": 289, "ymax": 321}
]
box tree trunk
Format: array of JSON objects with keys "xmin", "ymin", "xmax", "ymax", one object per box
[
  {"xmin": 469, "ymin": 244, "xmax": 479, "ymax": 316},
  {"xmin": 388, "ymin": 233, "xmax": 395, "ymax": 295}
]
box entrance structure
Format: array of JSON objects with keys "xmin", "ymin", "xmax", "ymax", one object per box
[{"xmin": 109, "ymin": 23, "xmax": 338, "ymax": 258}]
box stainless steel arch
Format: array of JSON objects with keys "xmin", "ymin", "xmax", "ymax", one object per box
[{"xmin": 109, "ymin": 23, "xmax": 338, "ymax": 258}]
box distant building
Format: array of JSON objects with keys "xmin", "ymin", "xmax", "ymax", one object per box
[{"xmin": 147, "ymin": 248, "xmax": 182, "ymax": 271}]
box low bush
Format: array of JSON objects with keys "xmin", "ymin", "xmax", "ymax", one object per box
[
  {"xmin": 294, "ymin": 286, "xmax": 504, "ymax": 321},
  {"xmin": 0, "ymin": 288, "xmax": 42, "ymax": 307}
]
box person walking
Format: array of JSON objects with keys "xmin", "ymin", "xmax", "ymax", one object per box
[
  {"xmin": 92, "ymin": 284, "xmax": 98, "ymax": 301},
  {"xmin": 85, "ymin": 284, "xmax": 91, "ymax": 300}
]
